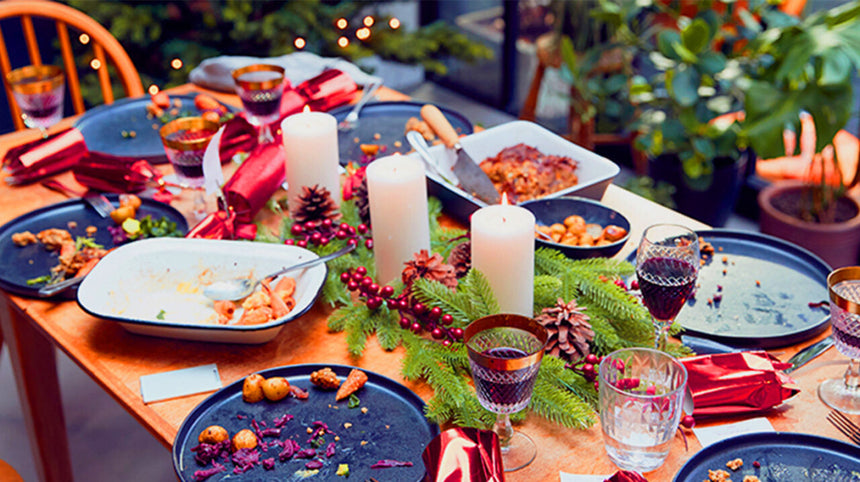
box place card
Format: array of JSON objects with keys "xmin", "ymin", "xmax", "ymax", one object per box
[
  {"xmin": 140, "ymin": 364, "xmax": 223, "ymax": 403},
  {"xmin": 559, "ymin": 473, "xmax": 608, "ymax": 482},
  {"xmin": 692, "ymin": 417, "xmax": 775, "ymax": 448}
]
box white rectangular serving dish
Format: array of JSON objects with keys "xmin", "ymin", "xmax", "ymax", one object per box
[
  {"xmin": 412, "ymin": 120, "xmax": 620, "ymax": 223},
  {"xmin": 76, "ymin": 238, "xmax": 327, "ymax": 344}
]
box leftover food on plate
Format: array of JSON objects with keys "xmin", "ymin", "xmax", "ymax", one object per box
[
  {"xmin": 535, "ymin": 215, "xmax": 628, "ymax": 247},
  {"xmin": 480, "ymin": 143, "xmax": 579, "ymax": 203},
  {"xmin": 211, "ymin": 276, "xmax": 297, "ymax": 326}
]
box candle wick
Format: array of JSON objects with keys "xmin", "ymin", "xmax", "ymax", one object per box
[{"xmin": 502, "ymin": 217, "xmax": 506, "ymax": 223}]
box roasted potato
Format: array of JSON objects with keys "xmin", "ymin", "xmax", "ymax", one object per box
[
  {"xmin": 198, "ymin": 425, "xmax": 229, "ymax": 444},
  {"xmin": 109, "ymin": 206, "xmax": 136, "ymax": 225},
  {"xmin": 232, "ymin": 428, "xmax": 257, "ymax": 451},
  {"xmin": 119, "ymin": 193, "xmax": 142, "ymax": 211},
  {"xmin": 242, "ymin": 373, "xmax": 266, "ymax": 403},
  {"xmin": 262, "ymin": 376, "xmax": 291, "ymax": 401}
]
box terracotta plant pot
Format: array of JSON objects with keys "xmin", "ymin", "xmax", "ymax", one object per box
[{"xmin": 758, "ymin": 180, "xmax": 860, "ymax": 269}]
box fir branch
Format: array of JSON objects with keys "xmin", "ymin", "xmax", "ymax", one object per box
[
  {"xmin": 339, "ymin": 198, "xmax": 362, "ymax": 227},
  {"xmin": 375, "ymin": 308, "xmax": 403, "ymax": 351},
  {"xmin": 431, "ymin": 226, "xmax": 468, "ymax": 259},
  {"xmin": 530, "ymin": 375, "xmax": 596, "ymax": 429},
  {"xmin": 254, "ymin": 222, "xmax": 281, "ymax": 244},
  {"xmin": 534, "ymin": 274, "xmax": 563, "ymax": 310},
  {"xmin": 457, "ymin": 269, "xmax": 500, "ymax": 319},
  {"xmin": 412, "ymin": 278, "xmax": 478, "ymax": 327},
  {"xmin": 327, "ymin": 302, "xmax": 365, "ymax": 333},
  {"xmin": 343, "ymin": 303, "xmax": 378, "ymax": 357}
]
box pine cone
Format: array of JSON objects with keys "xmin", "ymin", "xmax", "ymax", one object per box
[
  {"xmin": 402, "ymin": 249, "xmax": 458, "ymax": 291},
  {"xmin": 447, "ymin": 241, "xmax": 471, "ymax": 279},
  {"xmin": 352, "ymin": 176, "xmax": 371, "ymax": 225},
  {"xmin": 536, "ymin": 297, "xmax": 593, "ymax": 362},
  {"xmin": 293, "ymin": 184, "xmax": 340, "ymax": 223}
]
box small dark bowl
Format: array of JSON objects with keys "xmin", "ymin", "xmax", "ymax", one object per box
[{"xmin": 521, "ymin": 197, "xmax": 631, "ymax": 259}]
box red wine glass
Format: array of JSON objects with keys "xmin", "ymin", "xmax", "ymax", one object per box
[
  {"xmin": 635, "ymin": 224, "xmax": 699, "ymax": 350},
  {"xmin": 819, "ymin": 267, "xmax": 860, "ymax": 413},
  {"xmin": 465, "ymin": 314, "xmax": 548, "ymax": 472},
  {"xmin": 231, "ymin": 64, "xmax": 285, "ymax": 144}
]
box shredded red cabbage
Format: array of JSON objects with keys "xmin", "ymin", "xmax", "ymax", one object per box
[
  {"xmin": 296, "ymin": 448, "xmax": 316, "ymax": 459},
  {"xmin": 193, "ymin": 461, "xmax": 226, "ymax": 481},
  {"xmin": 308, "ymin": 421, "xmax": 331, "ymax": 442},
  {"xmin": 371, "ymin": 459, "xmax": 414, "ymax": 469},
  {"xmin": 278, "ymin": 439, "xmax": 301, "ymax": 461},
  {"xmin": 261, "ymin": 457, "xmax": 276, "ymax": 471},
  {"xmin": 305, "ymin": 459, "xmax": 324, "ymax": 470},
  {"xmin": 261, "ymin": 427, "xmax": 281, "ymax": 437},
  {"xmin": 325, "ymin": 442, "xmax": 336, "ymax": 458},
  {"xmin": 190, "ymin": 440, "xmax": 231, "ymax": 466},
  {"xmin": 231, "ymin": 448, "xmax": 259, "ymax": 474},
  {"xmin": 273, "ymin": 413, "xmax": 294, "ymax": 427}
]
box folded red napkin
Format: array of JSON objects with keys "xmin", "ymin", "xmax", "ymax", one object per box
[
  {"xmin": 681, "ymin": 351, "xmax": 799, "ymax": 417},
  {"xmin": 185, "ymin": 208, "xmax": 257, "ymax": 240},
  {"xmin": 422, "ymin": 427, "xmax": 504, "ymax": 482},
  {"xmin": 4, "ymin": 129, "xmax": 89, "ymax": 185},
  {"xmin": 223, "ymin": 142, "xmax": 285, "ymax": 223},
  {"xmin": 605, "ymin": 471, "xmax": 648, "ymax": 482}
]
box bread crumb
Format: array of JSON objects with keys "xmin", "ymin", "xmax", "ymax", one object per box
[
  {"xmin": 742, "ymin": 476, "xmax": 760, "ymax": 482},
  {"xmin": 343, "ymin": 422, "xmax": 352, "ymax": 429},
  {"xmin": 361, "ymin": 407, "xmax": 368, "ymax": 414},
  {"xmin": 708, "ymin": 469, "xmax": 731, "ymax": 481},
  {"xmin": 726, "ymin": 458, "xmax": 743, "ymax": 470}
]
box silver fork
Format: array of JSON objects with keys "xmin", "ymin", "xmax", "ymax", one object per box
[
  {"xmin": 337, "ymin": 80, "xmax": 382, "ymax": 132},
  {"xmin": 828, "ymin": 410, "xmax": 860, "ymax": 445},
  {"xmin": 41, "ymin": 180, "xmax": 114, "ymax": 218}
]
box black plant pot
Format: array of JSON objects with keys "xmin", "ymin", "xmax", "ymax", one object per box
[{"xmin": 647, "ymin": 152, "xmax": 750, "ymax": 227}]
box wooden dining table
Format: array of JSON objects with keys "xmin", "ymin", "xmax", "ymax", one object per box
[{"xmin": 0, "ymin": 84, "xmax": 853, "ymax": 482}]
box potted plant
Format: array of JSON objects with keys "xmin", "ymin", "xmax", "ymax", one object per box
[
  {"xmin": 743, "ymin": 2, "xmax": 860, "ymax": 268},
  {"xmin": 618, "ymin": 0, "xmax": 770, "ymax": 226}
]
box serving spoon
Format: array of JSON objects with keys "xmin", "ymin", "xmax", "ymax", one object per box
[{"xmin": 202, "ymin": 243, "xmax": 356, "ymax": 301}]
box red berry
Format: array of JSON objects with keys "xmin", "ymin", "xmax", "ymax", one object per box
[
  {"xmin": 646, "ymin": 385, "xmax": 656, "ymax": 395},
  {"xmin": 615, "ymin": 360, "xmax": 625, "ymax": 371},
  {"xmin": 614, "ymin": 279, "xmax": 627, "ymax": 290},
  {"xmin": 335, "ymin": 230, "xmax": 348, "ymax": 240},
  {"xmin": 284, "ymin": 238, "xmax": 295, "ymax": 245},
  {"xmin": 398, "ymin": 299, "xmax": 410, "ymax": 310},
  {"xmin": 431, "ymin": 328, "xmax": 445, "ymax": 339},
  {"xmin": 752, "ymin": 461, "xmax": 760, "ymax": 468},
  {"xmin": 303, "ymin": 221, "xmax": 316, "ymax": 231},
  {"xmin": 442, "ymin": 339, "xmax": 452, "ymax": 347},
  {"xmin": 680, "ymin": 415, "xmax": 695, "ymax": 429},
  {"xmin": 319, "ymin": 237, "xmax": 330, "ymax": 246},
  {"xmin": 357, "ymin": 223, "xmax": 369, "ymax": 234},
  {"xmin": 582, "ymin": 363, "xmax": 594, "ymax": 375},
  {"xmin": 399, "ymin": 317, "xmax": 411, "ymax": 329},
  {"xmin": 450, "ymin": 327, "xmax": 464, "ymax": 340},
  {"xmin": 356, "ymin": 266, "xmax": 367, "ymax": 276},
  {"xmin": 412, "ymin": 302, "xmax": 426, "ymax": 315},
  {"xmin": 440, "ymin": 314, "xmax": 453, "ymax": 325},
  {"xmin": 352, "ymin": 271, "xmax": 364, "ymax": 282},
  {"xmin": 594, "ymin": 380, "xmax": 600, "ymax": 391},
  {"xmin": 297, "ymin": 240, "xmax": 308, "ymax": 248},
  {"xmin": 367, "ymin": 283, "xmax": 380, "ymax": 295},
  {"xmin": 366, "ymin": 297, "xmax": 383, "ymax": 310},
  {"xmin": 310, "ymin": 231, "xmax": 322, "ymax": 242},
  {"xmin": 347, "ymin": 225, "xmax": 356, "ymax": 236},
  {"xmin": 411, "ymin": 322, "xmax": 423, "ymax": 334},
  {"xmin": 361, "ymin": 276, "xmax": 373, "ymax": 288},
  {"xmin": 321, "ymin": 218, "xmax": 332, "ymax": 228},
  {"xmin": 364, "ymin": 238, "xmax": 373, "ymax": 249},
  {"xmin": 386, "ymin": 299, "xmax": 398, "ymax": 309},
  {"xmin": 428, "ymin": 306, "xmax": 442, "ymax": 320},
  {"xmin": 630, "ymin": 280, "xmax": 639, "ymax": 290},
  {"xmin": 347, "ymin": 280, "xmax": 359, "ymax": 291},
  {"xmin": 347, "ymin": 238, "xmax": 358, "ymax": 246},
  {"xmin": 585, "ymin": 354, "xmax": 598, "ymax": 364},
  {"xmin": 339, "ymin": 222, "xmax": 350, "ymax": 231},
  {"xmin": 291, "ymin": 224, "xmax": 303, "ymax": 235},
  {"xmin": 380, "ymin": 285, "xmax": 395, "ymax": 298},
  {"xmin": 340, "ymin": 272, "xmax": 351, "ymax": 283}
]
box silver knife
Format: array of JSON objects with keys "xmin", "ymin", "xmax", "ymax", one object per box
[
  {"xmin": 784, "ymin": 336, "xmax": 835, "ymax": 373},
  {"xmin": 420, "ymin": 104, "xmax": 501, "ymax": 205}
]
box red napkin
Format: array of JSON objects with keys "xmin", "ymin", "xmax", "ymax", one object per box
[
  {"xmin": 681, "ymin": 351, "xmax": 799, "ymax": 417},
  {"xmin": 185, "ymin": 208, "xmax": 257, "ymax": 240},
  {"xmin": 422, "ymin": 427, "xmax": 504, "ymax": 482},
  {"xmin": 4, "ymin": 129, "xmax": 89, "ymax": 185},
  {"xmin": 223, "ymin": 142, "xmax": 286, "ymax": 223},
  {"xmin": 296, "ymin": 68, "xmax": 357, "ymax": 112},
  {"xmin": 605, "ymin": 471, "xmax": 648, "ymax": 482}
]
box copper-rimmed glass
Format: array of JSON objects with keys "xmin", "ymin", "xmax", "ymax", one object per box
[
  {"xmin": 635, "ymin": 224, "xmax": 699, "ymax": 350},
  {"xmin": 819, "ymin": 266, "xmax": 860, "ymax": 413},
  {"xmin": 231, "ymin": 64, "xmax": 285, "ymax": 144},
  {"xmin": 159, "ymin": 116, "xmax": 219, "ymax": 219},
  {"xmin": 465, "ymin": 314, "xmax": 548, "ymax": 472},
  {"xmin": 6, "ymin": 64, "xmax": 65, "ymax": 129}
]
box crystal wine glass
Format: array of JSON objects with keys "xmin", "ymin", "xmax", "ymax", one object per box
[
  {"xmin": 231, "ymin": 64, "xmax": 285, "ymax": 144},
  {"xmin": 465, "ymin": 314, "xmax": 548, "ymax": 472},
  {"xmin": 6, "ymin": 64, "xmax": 65, "ymax": 132},
  {"xmin": 159, "ymin": 116, "xmax": 220, "ymax": 220},
  {"xmin": 819, "ymin": 267, "xmax": 860, "ymax": 413},
  {"xmin": 635, "ymin": 224, "xmax": 699, "ymax": 350}
]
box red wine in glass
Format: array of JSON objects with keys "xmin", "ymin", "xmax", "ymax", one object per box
[
  {"xmin": 473, "ymin": 346, "xmax": 539, "ymax": 412},
  {"xmin": 637, "ymin": 257, "xmax": 697, "ymax": 322}
]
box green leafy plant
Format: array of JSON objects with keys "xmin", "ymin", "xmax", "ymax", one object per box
[{"xmin": 741, "ymin": 2, "xmax": 860, "ymax": 222}]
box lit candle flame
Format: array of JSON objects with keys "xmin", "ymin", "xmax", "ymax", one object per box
[
  {"xmin": 302, "ymin": 105, "xmax": 311, "ymax": 113},
  {"xmin": 500, "ymin": 192, "xmax": 509, "ymax": 205}
]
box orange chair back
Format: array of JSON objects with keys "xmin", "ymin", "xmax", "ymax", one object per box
[{"xmin": 0, "ymin": 0, "xmax": 144, "ymax": 130}]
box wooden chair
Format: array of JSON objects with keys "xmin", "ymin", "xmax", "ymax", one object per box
[
  {"xmin": 0, "ymin": 0, "xmax": 144, "ymax": 131},
  {"xmin": 0, "ymin": 459, "xmax": 24, "ymax": 482}
]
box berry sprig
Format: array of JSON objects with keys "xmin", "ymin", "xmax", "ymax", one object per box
[
  {"xmin": 338, "ymin": 266, "xmax": 463, "ymax": 345},
  {"xmin": 565, "ymin": 353, "xmax": 603, "ymax": 389},
  {"xmin": 286, "ymin": 219, "xmax": 373, "ymax": 250}
]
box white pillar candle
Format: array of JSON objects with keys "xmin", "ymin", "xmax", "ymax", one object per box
[
  {"xmin": 366, "ymin": 155, "xmax": 431, "ymax": 284},
  {"xmin": 281, "ymin": 111, "xmax": 341, "ymax": 214},
  {"xmin": 470, "ymin": 203, "xmax": 535, "ymax": 316}
]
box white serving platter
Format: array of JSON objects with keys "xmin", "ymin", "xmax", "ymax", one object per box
[
  {"xmin": 76, "ymin": 238, "xmax": 327, "ymax": 344},
  {"xmin": 413, "ymin": 120, "xmax": 620, "ymax": 223}
]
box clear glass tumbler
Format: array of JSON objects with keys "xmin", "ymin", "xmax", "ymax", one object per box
[
  {"xmin": 819, "ymin": 266, "xmax": 860, "ymax": 413},
  {"xmin": 6, "ymin": 64, "xmax": 65, "ymax": 129},
  {"xmin": 599, "ymin": 347, "xmax": 687, "ymax": 473}
]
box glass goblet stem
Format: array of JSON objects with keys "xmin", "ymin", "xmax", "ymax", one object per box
[
  {"xmin": 494, "ymin": 413, "xmax": 514, "ymax": 449},
  {"xmin": 654, "ymin": 321, "xmax": 669, "ymax": 351},
  {"xmin": 258, "ymin": 123, "xmax": 274, "ymax": 145},
  {"xmin": 845, "ymin": 358, "xmax": 860, "ymax": 390}
]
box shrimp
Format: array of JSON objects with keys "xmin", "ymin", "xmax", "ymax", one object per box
[
  {"xmin": 262, "ymin": 278, "xmax": 290, "ymax": 319},
  {"xmin": 274, "ymin": 277, "xmax": 296, "ymax": 298},
  {"xmin": 213, "ymin": 300, "xmax": 236, "ymax": 324},
  {"xmin": 237, "ymin": 306, "xmax": 273, "ymax": 325}
]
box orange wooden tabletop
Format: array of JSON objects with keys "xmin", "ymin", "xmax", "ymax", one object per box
[{"xmin": 0, "ymin": 84, "xmax": 851, "ymax": 482}]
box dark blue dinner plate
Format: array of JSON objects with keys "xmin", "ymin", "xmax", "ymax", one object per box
[
  {"xmin": 674, "ymin": 432, "xmax": 860, "ymax": 481},
  {"xmin": 628, "ymin": 229, "xmax": 832, "ymax": 349},
  {"xmin": 173, "ymin": 364, "xmax": 438, "ymax": 482},
  {"xmin": 75, "ymin": 94, "xmax": 237, "ymax": 164},
  {"xmin": 329, "ymin": 100, "xmax": 472, "ymax": 164},
  {"xmin": 0, "ymin": 195, "xmax": 187, "ymax": 299}
]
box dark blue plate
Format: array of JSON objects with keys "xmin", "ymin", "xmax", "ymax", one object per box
[
  {"xmin": 330, "ymin": 100, "xmax": 472, "ymax": 164},
  {"xmin": 628, "ymin": 229, "xmax": 831, "ymax": 348},
  {"xmin": 173, "ymin": 364, "xmax": 438, "ymax": 482},
  {"xmin": 0, "ymin": 195, "xmax": 187, "ymax": 299},
  {"xmin": 674, "ymin": 432, "xmax": 860, "ymax": 481},
  {"xmin": 75, "ymin": 94, "xmax": 237, "ymax": 164}
]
